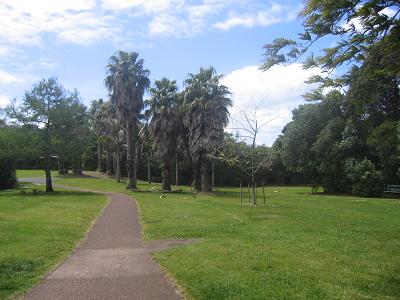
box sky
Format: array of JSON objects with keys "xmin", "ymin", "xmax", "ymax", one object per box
[{"xmin": 0, "ymin": 0, "xmax": 328, "ymax": 145}]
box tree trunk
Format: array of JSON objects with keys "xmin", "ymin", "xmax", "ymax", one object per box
[
  {"xmin": 133, "ymin": 136, "xmax": 138, "ymax": 186},
  {"xmin": 201, "ymin": 158, "xmax": 212, "ymax": 193},
  {"xmin": 58, "ymin": 158, "xmax": 67, "ymax": 175},
  {"xmin": 106, "ymin": 149, "xmax": 112, "ymax": 176},
  {"xmin": 147, "ymin": 155, "xmax": 151, "ymax": 184},
  {"xmin": 126, "ymin": 122, "xmax": 137, "ymax": 189},
  {"xmin": 44, "ymin": 125, "xmax": 53, "ymax": 192},
  {"xmin": 97, "ymin": 139, "xmax": 102, "ymax": 172},
  {"xmin": 211, "ymin": 159, "xmax": 215, "ymax": 188},
  {"xmin": 175, "ymin": 151, "xmax": 178, "ymax": 186},
  {"xmin": 45, "ymin": 163, "xmax": 53, "ymax": 192},
  {"xmin": 72, "ymin": 160, "xmax": 82, "ymax": 175},
  {"xmin": 116, "ymin": 147, "xmax": 121, "ymax": 183},
  {"xmin": 192, "ymin": 159, "xmax": 202, "ymax": 192},
  {"xmin": 161, "ymin": 161, "xmax": 171, "ymax": 191}
]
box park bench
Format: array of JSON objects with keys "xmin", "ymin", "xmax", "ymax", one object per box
[{"xmin": 383, "ymin": 184, "xmax": 400, "ymax": 198}]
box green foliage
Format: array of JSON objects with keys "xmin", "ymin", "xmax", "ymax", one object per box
[
  {"xmin": 367, "ymin": 121, "xmax": 400, "ymax": 181},
  {"xmin": 105, "ymin": 51, "xmax": 150, "ymax": 189},
  {"xmin": 345, "ymin": 158, "xmax": 383, "ymax": 197},
  {"xmin": 148, "ymin": 78, "xmax": 180, "ymax": 191},
  {"xmin": 261, "ymin": 0, "xmax": 400, "ymax": 79},
  {"xmin": 0, "ymin": 159, "xmax": 16, "ymax": 190}
]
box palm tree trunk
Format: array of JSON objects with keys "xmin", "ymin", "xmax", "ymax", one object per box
[
  {"xmin": 201, "ymin": 158, "xmax": 212, "ymax": 193},
  {"xmin": 116, "ymin": 147, "xmax": 121, "ymax": 183},
  {"xmin": 133, "ymin": 136, "xmax": 138, "ymax": 186},
  {"xmin": 161, "ymin": 161, "xmax": 171, "ymax": 191},
  {"xmin": 97, "ymin": 139, "xmax": 102, "ymax": 172},
  {"xmin": 147, "ymin": 155, "xmax": 151, "ymax": 184},
  {"xmin": 175, "ymin": 151, "xmax": 178, "ymax": 186},
  {"xmin": 192, "ymin": 159, "xmax": 202, "ymax": 192},
  {"xmin": 211, "ymin": 159, "xmax": 215, "ymax": 187},
  {"xmin": 106, "ymin": 149, "xmax": 112, "ymax": 176},
  {"xmin": 126, "ymin": 122, "xmax": 137, "ymax": 189}
]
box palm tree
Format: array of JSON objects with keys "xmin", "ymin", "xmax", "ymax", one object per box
[
  {"xmin": 184, "ymin": 67, "xmax": 232, "ymax": 192},
  {"xmin": 148, "ymin": 78, "xmax": 180, "ymax": 191},
  {"xmin": 105, "ymin": 51, "xmax": 150, "ymax": 189}
]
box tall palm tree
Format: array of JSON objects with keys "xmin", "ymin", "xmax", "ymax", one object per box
[
  {"xmin": 184, "ymin": 67, "xmax": 232, "ymax": 192},
  {"xmin": 148, "ymin": 78, "xmax": 180, "ymax": 191},
  {"xmin": 105, "ymin": 51, "xmax": 150, "ymax": 189}
]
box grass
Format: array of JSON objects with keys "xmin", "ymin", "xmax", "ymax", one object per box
[
  {"xmin": 0, "ymin": 182, "xmax": 107, "ymax": 299},
  {"xmin": 16, "ymin": 169, "xmax": 58, "ymax": 178},
  {"xmin": 17, "ymin": 170, "xmax": 400, "ymax": 299}
]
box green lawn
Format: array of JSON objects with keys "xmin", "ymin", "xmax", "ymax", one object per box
[
  {"xmin": 16, "ymin": 170, "xmax": 400, "ymax": 299},
  {"xmin": 0, "ymin": 183, "xmax": 107, "ymax": 299},
  {"xmin": 16, "ymin": 169, "xmax": 58, "ymax": 178}
]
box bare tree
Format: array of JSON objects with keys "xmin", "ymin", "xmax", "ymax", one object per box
[{"xmin": 226, "ymin": 106, "xmax": 279, "ymax": 205}]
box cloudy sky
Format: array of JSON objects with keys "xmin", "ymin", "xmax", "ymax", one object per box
[{"xmin": 0, "ymin": 0, "xmax": 328, "ymax": 145}]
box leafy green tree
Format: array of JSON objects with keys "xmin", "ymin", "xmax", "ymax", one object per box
[
  {"xmin": 105, "ymin": 51, "xmax": 150, "ymax": 189},
  {"xmin": 345, "ymin": 158, "xmax": 383, "ymax": 197},
  {"xmin": 52, "ymin": 91, "xmax": 89, "ymax": 174},
  {"xmin": 367, "ymin": 121, "xmax": 399, "ymax": 182},
  {"xmin": 7, "ymin": 77, "xmax": 71, "ymax": 192},
  {"xmin": 88, "ymin": 98, "xmax": 104, "ymax": 172},
  {"xmin": 260, "ymin": 1, "xmax": 400, "ymax": 77},
  {"xmin": 183, "ymin": 67, "xmax": 232, "ymax": 192},
  {"xmin": 148, "ymin": 78, "xmax": 180, "ymax": 191}
]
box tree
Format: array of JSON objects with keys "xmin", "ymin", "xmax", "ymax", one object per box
[
  {"xmin": 105, "ymin": 51, "xmax": 150, "ymax": 190},
  {"xmin": 148, "ymin": 78, "xmax": 180, "ymax": 191},
  {"xmin": 228, "ymin": 107, "xmax": 274, "ymax": 204},
  {"xmin": 88, "ymin": 98, "xmax": 104, "ymax": 172},
  {"xmin": 183, "ymin": 67, "xmax": 232, "ymax": 192},
  {"xmin": 7, "ymin": 77, "xmax": 72, "ymax": 192},
  {"xmin": 260, "ymin": 1, "xmax": 400, "ymax": 78},
  {"xmin": 52, "ymin": 91, "xmax": 89, "ymax": 175},
  {"xmin": 96, "ymin": 101, "xmax": 125, "ymax": 182}
]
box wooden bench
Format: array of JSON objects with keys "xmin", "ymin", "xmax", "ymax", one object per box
[{"xmin": 384, "ymin": 185, "xmax": 400, "ymax": 198}]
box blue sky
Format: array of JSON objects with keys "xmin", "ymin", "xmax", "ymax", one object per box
[{"xmin": 0, "ymin": 0, "xmax": 328, "ymax": 145}]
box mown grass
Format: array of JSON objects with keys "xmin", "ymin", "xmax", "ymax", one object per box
[
  {"xmin": 0, "ymin": 183, "xmax": 107, "ymax": 299},
  {"xmin": 16, "ymin": 170, "xmax": 59, "ymax": 178},
  {"xmin": 20, "ymin": 170, "xmax": 400, "ymax": 299}
]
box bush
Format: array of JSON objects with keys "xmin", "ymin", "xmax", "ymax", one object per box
[
  {"xmin": 345, "ymin": 158, "xmax": 382, "ymax": 197},
  {"xmin": 0, "ymin": 158, "xmax": 16, "ymax": 189}
]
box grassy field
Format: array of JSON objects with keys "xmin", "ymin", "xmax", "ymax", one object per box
[
  {"xmin": 16, "ymin": 169, "xmax": 58, "ymax": 178},
  {"xmin": 17, "ymin": 170, "xmax": 400, "ymax": 299},
  {"xmin": 0, "ymin": 182, "xmax": 107, "ymax": 299}
]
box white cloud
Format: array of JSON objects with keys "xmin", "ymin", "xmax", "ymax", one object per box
[
  {"xmin": 222, "ymin": 64, "xmax": 322, "ymax": 146},
  {"xmin": 101, "ymin": 0, "xmax": 181, "ymax": 14},
  {"xmin": 0, "ymin": 94, "xmax": 10, "ymax": 108},
  {"xmin": 0, "ymin": 70, "xmax": 22, "ymax": 84},
  {"xmin": 0, "ymin": 0, "xmax": 298, "ymax": 52},
  {"xmin": 214, "ymin": 3, "xmax": 296, "ymax": 30}
]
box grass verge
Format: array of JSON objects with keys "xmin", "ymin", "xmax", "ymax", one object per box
[
  {"xmin": 21, "ymin": 170, "xmax": 400, "ymax": 299},
  {"xmin": 0, "ymin": 183, "xmax": 107, "ymax": 299}
]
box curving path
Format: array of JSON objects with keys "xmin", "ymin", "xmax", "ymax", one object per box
[{"xmin": 22, "ymin": 180, "xmax": 195, "ymax": 300}]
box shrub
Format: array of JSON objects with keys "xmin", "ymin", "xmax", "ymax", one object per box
[
  {"xmin": 345, "ymin": 158, "xmax": 382, "ymax": 197},
  {"xmin": 0, "ymin": 158, "xmax": 16, "ymax": 190}
]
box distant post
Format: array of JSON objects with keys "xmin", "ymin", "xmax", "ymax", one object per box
[{"xmin": 247, "ymin": 184, "xmax": 251, "ymax": 203}]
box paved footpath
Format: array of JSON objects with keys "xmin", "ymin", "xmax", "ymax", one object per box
[{"xmin": 22, "ymin": 182, "xmax": 195, "ymax": 300}]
